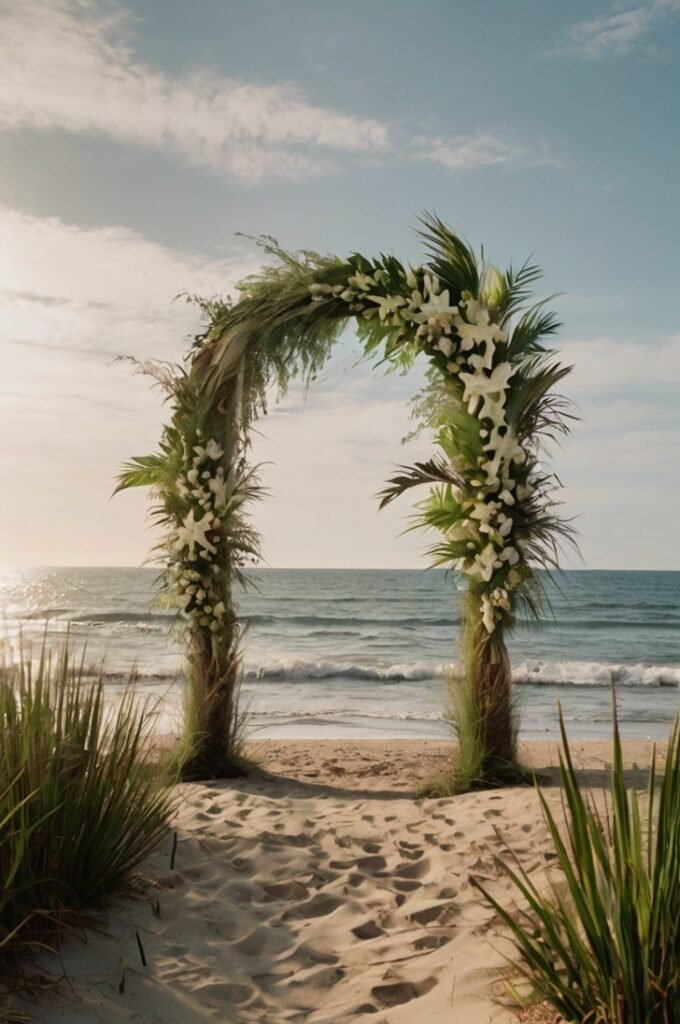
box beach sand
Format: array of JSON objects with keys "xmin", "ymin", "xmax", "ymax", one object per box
[{"xmin": 24, "ymin": 738, "xmax": 664, "ymax": 1024}]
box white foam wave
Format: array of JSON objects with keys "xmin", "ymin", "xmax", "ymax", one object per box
[
  {"xmin": 514, "ymin": 660, "xmax": 680, "ymax": 688},
  {"xmin": 244, "ymin": 658, "xmax": 452, "ymax": 682},
  {"xmin": 244, "ymin": 657, "xmax": 680, "ymax": 688},
  {"xmin": 247, "ymin": 707, "xmax": 443, "ymax": 722}
]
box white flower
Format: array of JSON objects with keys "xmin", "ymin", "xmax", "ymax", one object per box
[
  {"xmin": 452, "ymin": 307, "xmax": 506, "ymax": 354},
  {"xmin": 367, "ymin": 293, "xmax": 407, "ymax": 321},
  {"xmin": 213, "ymin": 601, "xmax": 225, "ymax": 618},
  {"xmin": 484, "ymin": 427, "xmax": 525, "ymax": 464},
  {"xmin": 459, "ymin": 362, "xmax": 514, "ymax": 417},
  {"xmin": 186, "ymin": 468, "xmax": 199, "ymax": 486},
  {"xmin": 417, "ymin": 286, "xmax": 458, "ymax": 321},
  {"xmin": 468, "ymin": 543, "xmax": 498, "ymax": 582},
  {"xmin": 479, "ymin": 266, "xmax": 505, "ymax": 308},
  {"xmin": 499, "ymin": 546, "xmax": 520, "ymax": 565},
  {"xmin": 192, "ymin": 439, "xmax": 223, "ymax": 462},
  {"xmin": 436, "ymin": 337, "xmax": 454, "ymax": 358},
  {"xmin": 491, "ymin": 587, "xmax": 511, "ymax": 612},
  {"xmin": 308, "ymin": 282, "xmax": 332, "ymax": 296},
  {"xmin": 205, "ymin": 439, "xmax": 223, "ymax": 460},
  {"xmin": 405, "ymin": 266, "xmax": 419, "ymax": 290},
  {"xmin": 173, "ymin": 509, "xmax": 218, "ymax": 559},
  {"xmin": 499, "ymin": 489, "xmax": 516, "ymax": 506},
  {"xmin": 481, "ymin": 427, "xmax": 525, "ymax": 485},
  {"xmin": 470, "ymin": 500, "xmax": 500, "ymax": 528},
  {"xmin": 208, "ymin": 468, "xmax": 229, "ymax": 509},
  {"xmin": 347, "ymin": 272, "xmax": 376, "ymax": 291},
  {"xmin": 497, "ymin": 513, "xmax": 513, "ymax": 537},
  {"xmin": 481, "ymin": 596, "xmax": 496, "ymax": 633}
]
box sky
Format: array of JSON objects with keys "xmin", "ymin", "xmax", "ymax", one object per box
[{"xmin": 1, "ymin": 0, "xmax": 679, "ymax": 571}]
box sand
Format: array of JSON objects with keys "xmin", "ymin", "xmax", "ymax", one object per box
[{"xmin": 23, "ymin": 738, "xmax": 664, "ymax": 1024}]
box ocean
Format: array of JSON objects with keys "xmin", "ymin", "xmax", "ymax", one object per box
[{"xmin": 1, "ymin": 566, "xmax": 678, "ymax": 741}]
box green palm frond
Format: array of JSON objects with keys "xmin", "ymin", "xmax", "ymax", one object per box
[
  {"xmin": 502, "ymin": 257, "xmax": 544, "ymax": 319},
  {"xmin": 378, "ymin": 457, "xmax": 465, "ymax": 509},
  {"xmin": 417, "ymin": 212, "xmax": 479, "ymax": 298},
  {"xmin": 113, "ymin": 454, "xmax": 169, "ymax": 493},
  {"xmin": 506, "ymin": 302, "xmax": 562, "ymax": 361}
]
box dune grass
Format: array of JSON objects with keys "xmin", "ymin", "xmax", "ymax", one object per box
[
  {"xmin": 474, "ymin": 696, "xmax": 680, "ymax": 1024},
  {"xmin": 0, "ymin": 644, "xmax": 173, "ymax": 1011}
]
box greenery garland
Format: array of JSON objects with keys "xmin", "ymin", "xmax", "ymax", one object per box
[{"xmin": 117, "ymin": 216, "xmax": 574, "ymax": 788}]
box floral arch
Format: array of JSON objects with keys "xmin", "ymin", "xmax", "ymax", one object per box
[{"xmin": 117, "ymin": 216, "xmax": 574, "ymax": 791}]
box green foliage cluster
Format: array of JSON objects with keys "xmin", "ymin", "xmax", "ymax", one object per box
[
  {"xmin": 477, "ymin": 701, "xmax": 680, "ymax": 1023},
  {"xmin": 0, "ymin": 645, "xmax": 172, "ymax": 1007}
]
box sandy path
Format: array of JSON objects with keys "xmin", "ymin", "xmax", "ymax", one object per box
[{"xmin": 23, "ymin": 739, "xmax": 662, "ymax": 1024}]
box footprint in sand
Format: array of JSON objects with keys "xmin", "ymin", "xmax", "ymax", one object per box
[
  {"xmin": 355, "ymin": 854, "xmax": 387, "ymax": 875},
  {"xmin": 194, "ymin": 981, "xmax": 255, "ymax": 1006},
  {"xmin": 263, "ymin": 880, "xmax": 309, "ymax": 901},
  {"xmin": 351, "ymin": 919, "xmax": 385, "ymax": 940},
  {"xmin": 414, "ymin": 933, "xmax": 451, "ymax": 950},
  {"xmin": 371, "ymin": 977, "xmax": 436, "ymax": 1007},
  {"xmin": 392, "ymin": 878, "xmax": 423, "ymax": 893},
  {"xmin": 296, "ymin": 894, "xmax": 343, "ymax": 918},
  {"xmin": 409, "ymin": 901, "xmax": 458, "ymax": 926},
  {"xmin": 394, "ymin": 858, "xmax": 430, "ymax": 880}
]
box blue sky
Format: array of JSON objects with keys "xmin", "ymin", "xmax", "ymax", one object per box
[{"xmin": 1, "ymin": 0, "xmax": 678, "ymax": 569}]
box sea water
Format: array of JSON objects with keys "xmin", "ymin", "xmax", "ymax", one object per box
[{"xmin": 1, "ymin": 566, "xmax": 678, "ymax": 741}]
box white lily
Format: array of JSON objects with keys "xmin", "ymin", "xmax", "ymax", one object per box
[
  {"xmin": 484, "ymin": 427, "xmax": 525, "ymax": 464},
  {"xmin": 459, "ymin": 362, "xmax": 514, "ymax": 417},
  {"xmin": 348, "ymin": 272, "xmax": 376, "ymax": 291},
  {"xmin": 367, "ymin": 293, "xmax": 407, "ymax": 321},
  {"xmin": 469, "ymin": 500, "xmax": 500, "ymax": 528},
  {"xmin": 173, "ymin": 509, "xmax": 218, "ymax": 559},
  {"xmin": 208, "ymin": 469, "xmax": 230, "ymax": 508},
  {"xmin": 468, "ymin": 543, "xmax": 498, "ymax": 582},
  {"xmin": 418, "ymin": 289, "xmax": 458, "ymax": 321}
]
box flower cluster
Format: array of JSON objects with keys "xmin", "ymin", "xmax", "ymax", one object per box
[
  {"xmin": 309, "ymin": 266, "xmax": 532, "ymax": 634},
  {"xmin": 169, "ymin": 436, "xmax": 230, "ymax": 631}
]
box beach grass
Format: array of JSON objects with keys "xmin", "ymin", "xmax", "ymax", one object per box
[
  {"xmin": 475, "ymin": 695, "xmax": 680, "ymax": 1023},
  {"xmin": 0, "ymin": 643, "xmax": 173, "ymax": 1008}
]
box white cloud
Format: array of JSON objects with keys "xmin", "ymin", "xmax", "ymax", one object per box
[
  {"xmin": 0, "ymin": 205, "xmax": 263, "ymax": 565},
  {"xmin": 0, "ymin": 0, "xmax": 387, "ymax": 182},
  {"xmin": 553, "ymin": 0, "xmax": 680, "ymax": 59},
  {"xmin": 414, "ymin": 133, "xmax": 561, "ymax": 173},
  {"xmin": 560, "ymin": 335, "xmax": 680, "ymax": 396},
  {"xmin": 0, "ymin": 205, "xmax": 256, "ymax": 356},
  {"xmin": 0, "ymin": 1, "xmax": 559, "ymax": 183}
]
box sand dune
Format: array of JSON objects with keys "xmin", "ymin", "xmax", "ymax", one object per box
[{"xmin": 24, "ymin": 739, "xmax": 661, "ymax": 1023}]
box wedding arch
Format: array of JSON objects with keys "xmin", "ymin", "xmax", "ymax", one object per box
[{"xmin": 117, "ymin": 216, "xmax": 574, "ymax": 791}]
